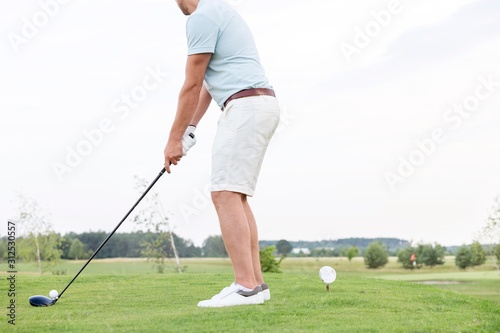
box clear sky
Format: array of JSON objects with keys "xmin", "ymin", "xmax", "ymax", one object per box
[{"xmin": 1, "ymin": 0, "xmax": 499, "ymax": 247}]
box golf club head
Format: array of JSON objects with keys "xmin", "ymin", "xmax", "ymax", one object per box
[{"xmin": 29, "ymin": 295, "xmax": 57, "ymax": 307}]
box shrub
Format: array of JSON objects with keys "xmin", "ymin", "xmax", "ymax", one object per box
[
  {"xmin": 397, "ymin": 246, "xmax": 417, "ymax": 269},
  {"xmin": 455, "ymin": 246, "xmax": 472, "ymax": 270},
  {"xmin": 346, "ymin": 246, "xmax": 359, "ymax": 262},
  {"xmin": 419, "ymin": 243, "xmax": 445, "ymax": 267},
  {"xmin": 260, "ymin": 246, "xmax": 284, "ymax": 273},
  {"xmin": 363, "ymin": 242, "xmax": 388, "ymax": 269},
  {"xmin": 470, "ymin": 241, "xmax": 486, "ymax": 267},
  {"xmin": 494, "ymin": 244, "xmax": 500, "ymax": 265}
]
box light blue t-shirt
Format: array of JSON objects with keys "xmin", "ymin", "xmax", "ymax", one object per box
[{"xmin": 186, "ymin": 0, "xmax": 272, "ymax": 108}]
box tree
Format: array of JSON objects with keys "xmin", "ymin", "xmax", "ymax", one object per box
[
  {"xmin": 310, "ymin": 247, "xmax": 335, "ymax": 257},
  {"xmin": 337, "ymin": 246, "xmax": 348, "ymax": 257},
  {"xmin": 259, "ymin": 246, "xmax": 284, "ymax": 273},
  {"xmin": 141, "ymin": 230, "xmax": 174, "ymax": 273},
  {"xmin": 478, "ymin": 195, "xmax": 500, "ymax": 269},
  {"xmin": 68, "ymin": 238, "xmax": 85, "ymax": 260},
  {"xmin": 494, "ymin": 244, "xmax": 500, "ymax": 267},
  {"xmin": 202, "ymin": 235, "xmax": 228, "ymax": 257},
  {"xmin": 346, "ymin": 246, "xmax": 359, "ymax": 262},
  {"xmin": 59, "ymin": 234, "xmax": 73, "ymax": 259},
  {"xmin": 77, "ymin": 231, "xmax": 108, "ymax": 258},
  {"xmin": 19, "ymin": 232, "xmax": 63, "ymax": 274},
  {"xmin": 363, "ymin": 241, "xmax": 388, "ymax": 269},
  {"xmin": 455, "ymin": 246, "xmax": 472, "ymax": 270},
  {"xmin": 275, "ymin": 239, "xmax": 293, "ymax": 256},
  {"xmin": 15, "ymin": 195, "xmax": 61, "ymax": 275},
  {"xmin": 470, "ymin": 241, "xmax": 486, "ymax": 267},
  {"xmin": 397, "ymin": 246, "xmax": 418, "ymax": 269},
  {"xmin": 181, "ymin": 241, "xmax": 202, "ymax": 257},
  {"xmin": 0, "ymin": 238, "xmax": 7, "ymax": 260},
  {"xmin": 419, "ymin": 243, "xmax": 445, "ymax": 267},
  {"xmin": 133, "ymin": 175, "xmax": 182, "ymax": 273}
]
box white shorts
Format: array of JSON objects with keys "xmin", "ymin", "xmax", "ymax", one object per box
[{"xmin": 211, "ymin": 95, "xmax": 280, "ymax": 196}]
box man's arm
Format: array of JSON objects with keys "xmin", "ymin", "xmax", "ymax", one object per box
[
  {"xmin": 164, "ymin": 53, "xmax": 211, "ymax": 172},
  {"xmin": 191, "ymin": 84, "xmax": 212, "ymax": 126}
]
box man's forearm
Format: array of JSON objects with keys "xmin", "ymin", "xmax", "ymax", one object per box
[
  {"xmin": 190, "ymin": 85, "xmax": 212, "ymax": 126},
  {"xmin": 169, "ymin": 83, "xmax": 202, "ymax": 141}
]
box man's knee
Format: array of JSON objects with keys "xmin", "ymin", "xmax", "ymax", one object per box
[{"xmin": 211, "ymin": 191, "xmax": 244, "ymax": 205}]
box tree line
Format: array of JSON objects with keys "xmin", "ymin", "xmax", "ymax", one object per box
[
  {"xmin": 361, "ymin": 240, "xmax": 496, "ymax": 270},
  {"xmin": 264, "ymin": 237, "xmax": 411, "ymax": 257},
  {"xmin": 272, "ymin": 239, "xmax": 498, "ymax": 270},
  {"xmin": 1, "ymin": 233, "xmax": 497, "ymax": 262},
  {"xmin": 0, "ymin": 230, "xmax": 418, "ymax": 263},
  {"xmin": 0, "ymin": 231, "xmax": 221, "ymax": 261},
  {"xmin": 2, "ymin": 232, "xmax": 499, "ymax": 274}
]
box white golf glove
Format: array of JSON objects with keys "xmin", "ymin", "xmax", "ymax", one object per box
[{"xmin": 182, "ymin": 125, "xmax": 197, "ymax": 156}]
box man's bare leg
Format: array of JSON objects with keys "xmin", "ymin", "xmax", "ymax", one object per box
[
  {"xmin": 212, "ymin": 191, "xmax": 258, "ymax": 289},
  {"xmin": 242, "ymin": 195, "xmax": 264, "ymax": 285}
]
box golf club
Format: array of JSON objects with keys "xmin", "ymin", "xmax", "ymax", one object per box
[{"xmin": 29, "ymin": 167, "xmax": 166, "ymax": 307}]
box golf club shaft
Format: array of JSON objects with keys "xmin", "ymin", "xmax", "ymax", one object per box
[{"xmin": 57, "ymin": 167, "xmax": 166, "ymax": 300}]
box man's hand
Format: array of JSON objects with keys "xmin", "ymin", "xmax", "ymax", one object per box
[
  {"xmin": 163, "ymin": 125, "xmax": 197, "ymax": 173},
  {"xmin": 164, "ymin": 139, "xmax": 183, "ymax": 173},
  {"xmin": 182, "ymin": 125, "xmax": 197, "ymax": 156}
]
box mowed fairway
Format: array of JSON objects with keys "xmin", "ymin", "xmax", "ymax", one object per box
[{"xmin": 3, "ymin": 258, "xmax": 500, "ymax": 332}]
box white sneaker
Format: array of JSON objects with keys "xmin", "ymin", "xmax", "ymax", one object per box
[
  {"xmin": 197, "ymin": 283, "xmax": 264, "ymax": 308},
  {"xmin": 261, "ymin": 283, "xmax": 271, "ymax": 301}
]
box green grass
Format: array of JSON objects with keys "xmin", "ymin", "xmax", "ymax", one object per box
[
  {"xmin": 2, "ymin": 273, "xmax": 499, "ymax": 332},
  {"xmin": 2, "ymin": 257, "xmax": 500, "ymax": 332},
  {"xmin": 14, "ymin": 258, "xmax": 235, "ymax": 275},
  {"xmin": 377, "ymin": 270, "xmax": 500, "ymax": 304},
  {"xmin": 280, "ymin": 257, "xmax": 500, "ymax": 304}
]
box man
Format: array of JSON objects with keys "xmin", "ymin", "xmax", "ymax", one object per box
[{"xmin": 165, "ymin": 0, "xmax": 280, "ymax": 308}]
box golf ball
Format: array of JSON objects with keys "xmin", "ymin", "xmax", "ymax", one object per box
[
  {"xmin": 319, "ymin": 266, "xmax": 337, "ymax": 284},
  {"xmin": 49, "ymin": 290, "xmax": 58, "ymax": 299}
]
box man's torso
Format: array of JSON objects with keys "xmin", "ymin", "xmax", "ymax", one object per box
[{"xmin": 186, "ymin": 0, "xmax": 271, "ymax": 107}]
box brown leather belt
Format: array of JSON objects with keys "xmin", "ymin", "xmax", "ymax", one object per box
[{"xmin": 223, "ymin": 88, "xmax": 275, "ymax": 109}]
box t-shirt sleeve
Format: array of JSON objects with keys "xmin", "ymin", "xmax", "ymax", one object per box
[{"xmin": 186, "ymin": 15, "xmax": 218, "ymax": 55}]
